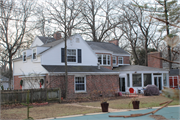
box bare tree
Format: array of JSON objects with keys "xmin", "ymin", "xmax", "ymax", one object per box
[
  {"xmin": 80, "ymin": 0, "xmax": 121, "ymax": 42},
  {"xmin": 116, "ymin": 1, "xmax": 160, "ymax": 65},
  {"xmin": 0, "ymin": 0, "xmax": 35, "ymax": 89},
  {"xmin": 46, "ymin": 0, "xmax": 83, "ymax": 98}
]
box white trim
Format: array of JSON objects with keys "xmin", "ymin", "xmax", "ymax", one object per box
[
  {"xmin": 118, "ymin": 57, "xmax": 123, "ymax": 64},
  {"xmin": 74, "ymin": 76, "xmax": 86, "ymax": 93},
  {"xmin": 32, "ymin": 48, "xmax": 37, "ymax": 60}
]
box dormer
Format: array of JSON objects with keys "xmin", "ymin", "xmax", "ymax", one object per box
[{"xmin": 22, "ymin": 49, "xmax": 31, "ymax": 62}]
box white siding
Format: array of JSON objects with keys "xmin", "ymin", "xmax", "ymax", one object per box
[
  {"xmin": 41, "ymin": 34, "xmax": 97, "ymax": 66},
  {"xmin": 13, "ymin": 58, "xmax": 48, "ymax": 76},
  {"xmin": 36, "ymin": 46, "xmax": 50, "ymax": 54},
  {"xmin": 30, "ymin": 37, "xmax": 44, "ymax": 48}
]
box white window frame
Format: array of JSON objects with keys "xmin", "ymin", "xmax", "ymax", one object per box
[
  {"xmin": 67, "ymin": 49, "xmax": 76, "ymax": 62},
  {"xmin": 74, "ymin": 76, "xmax": 86, "ymax": 93},
  {"xmin": 23, "ymin": 51, "xmax": 26, "ymax": 62},
  {"xmin": 96, "ymin": 54, "xmax": 111, "ymax": 66},
  {"xmin": 113, "ymin": 56, "xmax": 116, "ymax": 65},
  {"xmin": 118, "ymin": 57, "xmax": 123, "ymax": 64},
  {"xmin": 32, "ymin": 49, "xmax": 36, "ymax": 60}
]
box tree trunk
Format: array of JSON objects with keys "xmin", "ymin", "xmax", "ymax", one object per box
[
  {"xmin": 8, "ymin": 54, "xmax": 12, "ymax": 90},
  {"xmin": 164, "ymin": 0, "xmax": 171, "ymax": 70}
]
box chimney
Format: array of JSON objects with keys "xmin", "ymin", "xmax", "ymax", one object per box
[
  {"xmin": 148, "ymin": 52, "xmax": 162, "ymax": 68},
  {"xmin": 53, "ymin": 31, "xmax": 62, "ymax": 40},
  {"xmin": 97, "ymin": 62, "xmax": 100, "ymax": 69},
  {"xmin": 109, "ymin": 39, "xmax": 119, "ymax": 46}
]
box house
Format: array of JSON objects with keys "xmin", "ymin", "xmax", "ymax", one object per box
[
  {"xmin": 169, "ymin": 69, "xmax": 180, "ymax": 89},
  {"xmin": 113, "ymin": 52, "xmax": 169, "ymax": 93},
  {"xmin": 0, "ymin": 76, "xmax": 9, "ymax": 90},
  {"xmin": 13, "ymin": 33, "xmax": 131, "ymax": 98}
]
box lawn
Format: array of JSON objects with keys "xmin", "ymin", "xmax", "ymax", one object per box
[
  {"xmin": 79, "ymin": 95, "xmax": 179, "ymax": 109},
  {"xmin": 1, "ymin": 103, "xmax": 101, "ymax": 120},
  {"xmin": 1, "ymin": 95, "xmax": 179, "ymax": 120}
]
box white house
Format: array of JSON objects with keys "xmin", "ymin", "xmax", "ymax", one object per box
[{"xmin": 13, "ymin": 32, "xmax": 169, "ymax": 98}]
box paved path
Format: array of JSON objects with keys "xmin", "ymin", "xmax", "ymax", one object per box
[{"xmin": 65, "ymin": 103, "xmax": 125, "ymax": 112}]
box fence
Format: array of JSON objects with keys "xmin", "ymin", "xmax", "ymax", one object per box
[{"xmin": 1, "ymin": 88, "xmax": 61, "ymax": 105}]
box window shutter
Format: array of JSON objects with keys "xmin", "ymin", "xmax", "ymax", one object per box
[
  {"xmin": 78, "ymin": 49, "xmax": 82, "ymax": 63},
  {"xmin": 61, "ymin": 48, "xmax": 65, "ymax": 62}
]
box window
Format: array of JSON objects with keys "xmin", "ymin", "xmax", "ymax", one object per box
[
  {"xmin": 113, "ymin": 56, "xmax": 116, "ymax": 65},
  {"xmin": 75, "ymin": 77, "xmax": 86, "ymax": 92},
  {"xmin": 23, "ymin": 52, "xmax": 26, "ymax": 61},
  {"xmin": 96, "ymin": 54, "xmax": 111, "ymax": 65},
  {"xmin": 67, "ymin": 49, "xmax": 76, "ymax": 62},
  {"xmin": 144, "ymin": 74, "xmax": 151, "ymax": 86},
  {"xmin": 127, "ymin": 74, "xmax": 130, "ymax": 87},
  {"xmin": 32, "ymin": 49, "xmax": 36, "ymax": 60},
  {"xmin": 97, "ymin": 54, "xmax": 102, "ymax": 64},
  {"xmin": 118, "ymin": 57, "xmax": 123, "ymax": 64},
  {"xmin": 133, "ymin": 74, "xmax": 141, "ymax": 87}
]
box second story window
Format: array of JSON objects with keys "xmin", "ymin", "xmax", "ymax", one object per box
[
  {"xmin": 67, "ymin": 49, "xmax": 76, "ymax": 62},
  {"xmin": 23, "ymin": 52, "xmax": 26, "ymax": 62},
  {"xmin": 33, "ymin": 49, "xmax": 36, "ymax": 60},
  {"xmin": 118, "ymin": 57, "xmax": 123, "ymax": 64},
  {"xmin": 113, "ymin": 56, "xmax": 116, "ymax": 65},
  {"xmin": 97, "ymin": 54, "xmax": 111, "ymax": 65}
]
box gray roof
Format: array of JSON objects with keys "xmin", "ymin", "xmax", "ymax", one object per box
[
  {"xmin": 42, "ymin": 65, "xmax": 117, "ymax": 73},
  {"xmin": 86, "ymin": 41, "xmax": 130, "ymax": 55},
  {"xmin": 113, "ymin": 65, "xmax": 168, "ymax": 72},
  {"xmin": 169, "ymin": 69, "xmax": 180, "ymax": 76},
  {"xmin": 37, "ymin": 36, "xmax": 56, "ymax": 44},
  {"xmin": 41, "ymin": 39, "xmax": 64, "ymax": 47}
]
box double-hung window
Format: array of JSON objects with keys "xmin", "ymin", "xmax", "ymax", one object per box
[
  {"xmin": 113, "ymin": 56, "xmax": 116, "ymax": 65},
  {"xmin": 97, "ymin": 54, "xmax": 102, "ymax": 64},
  {"xmin": 75, "ymin": 77, "xmax": 86, "ymax": 92},
  {"xmin": 32, "ymin": 49, "xmax": 36, "ymax": 60},
  {"xmin": 23, "ymin": 52, "xmax": 26, "ymax": 62},
  {"xmin": 67, "ymin": 49, "xmax": 76, "ymax": 62},
  {"xmin": 97, "ymin": 54, "xmax": 111, "ymax": 65},
  {"xmin": 118, "ymin": 57, "xmax": 123, "ymax": 64}
]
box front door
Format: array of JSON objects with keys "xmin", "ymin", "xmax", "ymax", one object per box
[
  {"xmin": 120, "ymin": 77, "xmax": 125, "ymax": 92},
  {"xmin": 154, "ymin": 76, "xmax": 162, "ymax": 90}
]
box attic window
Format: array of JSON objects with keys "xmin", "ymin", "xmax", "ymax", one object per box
[
  {"xmin": 76, "ymin": 38, "xmax": 80, "ymax": 43},
  {"xmin": 23, "ymin": 52, "xmax": 26, "ymax": 62},
  {"xmin": 32, "ymin": 49, "xmax": 36, "ymax": 60},
  {"xmin": 67, "ymin": 49, "xmax": 76, "ymax": 62}
]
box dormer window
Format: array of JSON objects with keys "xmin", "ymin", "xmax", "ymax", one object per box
[
  {"xmin": 32, "ymin": 49, "xmax": 36, "ymax": 60},
  {"xmin": 23, "ymin": 52, "xmax": 26, "ymax": 62},
  {"xmin": 96, "ymin": 54, "xmax": 111, "ymax": 65}
]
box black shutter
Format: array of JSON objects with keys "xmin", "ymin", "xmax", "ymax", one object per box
[
  {"xmin": 78, "ymin": 49, "xmax": 81, "ymax": 63},
  {"xmin": 61, "ymin": 48, "xmax": 65, "ymax": 62}
]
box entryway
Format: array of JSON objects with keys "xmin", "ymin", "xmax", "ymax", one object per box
[
  {"xmin": 119, "ymin": 77, "xmax": 125, "ymax": 92},
  {"xmin": 154, "ymin": 76, "xmax": 162, "ymax": 90}
]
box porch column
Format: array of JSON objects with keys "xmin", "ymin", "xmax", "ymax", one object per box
[
  {"xmin": 161, "ymin": 73, "xmax": 164, "ymax": 89},
  {"xmin": 151, "ymin": 73, "xmax": 154, "ymax": 85},
  {"xmin": 130, "ymin": 73, "xmax": 132, "ymax": 87},
  {"xmin": 141, "ymin": 73, "xmax": 144, "ymax": 87}
]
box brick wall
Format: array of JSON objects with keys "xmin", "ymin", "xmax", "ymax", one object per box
[
  {"xmin": 123, "ymin": 56, "xmax": 130, "ymax": 64},
  {"xmin": 109, "ymin": 39, "xmax": 118, "ymax": 46},
  {"xmin": 148, "ymin": 52, "xmax": 162, "ymax": 68},
  {"xmin": 14, "ymin": 76, "xmax": 22, "ymax": 90},
  {"xmin": 47, "ymin": 74, "xmax": 119, "ymax": 99}
]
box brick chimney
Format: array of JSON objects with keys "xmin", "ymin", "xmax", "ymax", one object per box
[
  {"xmin": 53, "ymin": 31, "xmax": 62, "ymax": 40},
  {"xmin": 148, "ymin": 52, "xmax": 162, "ymax": 68},
  {"xmin": 109, "ymin": 39, "xmax": 119, "ymax": 46}
]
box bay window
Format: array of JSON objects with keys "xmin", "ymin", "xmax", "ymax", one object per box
[
  {"xmin": 113, "ymin": 56, "xmax": 116, "ymax": 65},
  {"xmin": 118, "ymin": 57, "xmax": 123, "ymax": 64},
  {"xmin": 96, "ymin": 54, "xmax": 111, "ymax": 65}
]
